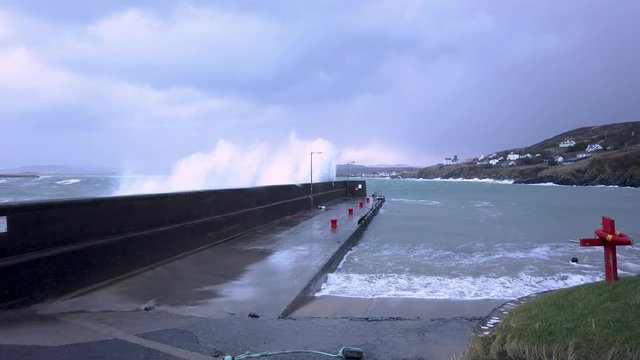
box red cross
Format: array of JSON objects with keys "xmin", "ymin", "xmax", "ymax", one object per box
[{"xmin": 580, "ymin": 216, "xmax": 633, "ymax": 282}]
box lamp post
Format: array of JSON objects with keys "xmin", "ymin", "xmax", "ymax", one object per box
[
  {"xmin": 310, "ymin": 151, "xmax": 322, "ymax": 208},
  {"xmin": 346, "ymin": 161, "xmax": 355, "ymax": 197}
]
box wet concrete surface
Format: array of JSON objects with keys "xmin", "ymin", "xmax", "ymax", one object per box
[
  {"xmin": 0, "ymin": 197, "xmax": 490, "ymax": 359},
  {"xmin": 291, "ymin": 296, "xmax": 505, "ymax": 319},
  {"xmin": 0, "ymin": 310, "xmax": 480, "ymax": 360},
  {"xmin": 37, "ymin": 199, "xmax": 370, "ymax": 318}
]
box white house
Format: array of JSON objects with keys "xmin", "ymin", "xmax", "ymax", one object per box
[
  {"xmin": 488, "ymin": 153, "xmax": 497, "ymax": 159},
  {"xmin": 586, "ymin": 144, "xmax": 603, "ymax": 152},
  {"xmin": 554, "ymin": 155, "xmax": 564, "ymax": 163},
  {"xmin": 506, "ymin": 152, "xmax": 520, "ymax": 161},
  {"xmin": 524, "ymin": 153, "xmax": 533, "ymax": 158},
  {"xmin": 559, "ymin": 140, "xmax": 576, "ymax": 148},
  {"xmin": 577, "ymin": 153, "xmax": 591, "ymax": 159},
  {"xmin": 443, "ymin": 155, "xmax": 459, "ymax": 165},
  {"xmin": 508, "ymin": 161, "xmax": 517, "ymax": 166},
  {"xmin": 489, "ymin": 159, "xmax": 500, "ymax": 165}
]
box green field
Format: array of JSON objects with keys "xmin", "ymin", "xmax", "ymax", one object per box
[{"xmin": 463, "ymin": 275, "xmax": 640, "ymax": 360}]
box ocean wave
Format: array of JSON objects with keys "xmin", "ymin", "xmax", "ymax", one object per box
[
  {"xmin": 473, "ymin": 201, "xmax": 493, "ymax": 207},
  {"xmin": 526, "ymin": 182, "xmax": 559, "ymax": 187},
  {"xmin": 425, "ymin": 178, "xmax": 515, "ymax": 185},
  {"xmin": 317, "ymin": 272, "xmax": 602, "ymax": 300},
  {"xmin": 524, "ymin": 182, "xmax": 638, "ymax": 189},
  {"xmin": 388, "ymin": 198, "xmax": 441, "ymax": 205},
  {"xmin": 56, "ymin": 179, "xmax": 82, "ymax": 185}
]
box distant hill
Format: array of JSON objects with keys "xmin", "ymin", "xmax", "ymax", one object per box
[
  {"xmin": 418, "ymin": 121, "xmax": 640, "ymax": 187},
  {"xmin": 336, "ymin": 164, "xmax": 420, "ymax": 178},
  {"xmin": 0, "ymin": 165, "xmax": 117, "ymax": 176}
]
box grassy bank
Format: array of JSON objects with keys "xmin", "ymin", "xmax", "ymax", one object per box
[{"xmin": 463, "ymin": 275, "xmax": 640, "ymax": 360}]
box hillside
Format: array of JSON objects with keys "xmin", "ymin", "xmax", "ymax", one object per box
[
  {"xmin": 418, "ymin": 121, "xmax": 640, "ymax": 187},
  {"xmin": 336, "ymin": 164, "xmax": 420, "ymax": 178},
  {"xmin": 0, "ymin": 165, "xmax": 117, "ymax": 176}
]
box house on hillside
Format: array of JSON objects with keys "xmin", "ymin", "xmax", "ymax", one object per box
[
  {"xmin": 508, "ymin": 161, "xmax": 517, "ymax": 166},
  {"xmin": 554, "ymin": 155, "xmax": 564, "ymax": 163},
  {"xmin": 489, "ymin": 156, "xmax": 504, "ymax": 166},
  {"xmin": 506, "ymin": 152, "xmax": 520, "ymax": 161},
  {"xmin": 443, "ymin": 155, "xmax": 459, "ymax": 165},
  {"xmin": 586, "ymin": 144, "xmax": 603, "ymax": 152},
  {"xmin": 577, "ymin": 153, "xmax": 591, "ymax": 159},
  {"xmin": 559, "ymin": 140, "xmax": 576, "ymax": 148}
]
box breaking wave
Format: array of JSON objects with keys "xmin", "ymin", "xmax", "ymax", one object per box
[
  {"xmin": 388, "ymin": 198, "xmax": 440, "ymax": 206},
  {"xmin": 56, "ymin": 179, "xmax": 82, "ymax": 185},
  {"xmin": 425, "ymin": 178, "xmax": 515, "ymax": 185},
  {"xmin": 317, "ymin": 272, "xmax": 602, "ymax": 300}
]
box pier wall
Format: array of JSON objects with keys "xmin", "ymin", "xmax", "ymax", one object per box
[{"xmin": 0, "ymin": 180, "xmax": 366, "ymax": 309}]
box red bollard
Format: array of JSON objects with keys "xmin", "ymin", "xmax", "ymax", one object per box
[
  {"xmin": 579, "ymin": 216, "xmax": 634, "ymax": 282},
  {"xmin": 330, "ymin": 218, "xmax": 338, "ymax": 229},
  {"xmin": 348, "ymin": 208, "xmax": 354, "ymax": 216},
  {"xmin": 359, "ymin": 201, "xmax": 363, "ymax": 208}
]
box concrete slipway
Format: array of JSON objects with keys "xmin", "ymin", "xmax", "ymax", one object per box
[{"xmin": 0, "ymin": 197, "xmax": 496, "ymax": 360}]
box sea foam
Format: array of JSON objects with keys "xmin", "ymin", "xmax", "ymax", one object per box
[
  {"xmin": 317, "ymin": 272, "xmax": 602, "ymax": 300},
  {"xmin": 426, "ymin": 178, "xmax": 515, "ymax": 185},
  {"xmin": 56, "ymin": 179, "xmax": 82, "ymax": 185},
  {"xmin": 116, "ymin": 134, "xmax": 337, "ymax": 195},
  {"xmin": 388, "ymin": 198, "xmax": 440, "ymax": 206}
]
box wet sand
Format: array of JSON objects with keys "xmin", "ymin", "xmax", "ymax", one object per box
[{"xmin": 291, "ymin": 295, "xmax": 506, "ymax": 319}]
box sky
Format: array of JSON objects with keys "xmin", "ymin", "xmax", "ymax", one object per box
[{"xmin": 1, "ymin": 0, "xmax": 639, "ymax": 173}]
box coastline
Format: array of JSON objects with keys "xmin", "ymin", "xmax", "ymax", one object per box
[
  {"xmin": 0, "ymin": 174, "xmax": 39, "ymax": 179},
  {"xmin": 360, "ymin": 176, "xmax": 640, "ymax": 188}
]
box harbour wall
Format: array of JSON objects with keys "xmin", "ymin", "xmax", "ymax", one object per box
[
  {"xmin": 0, "ymin": 180, "xmax": 367, "ymax": 309},
  {"xmin": 280, "ymin": 193, "xmax": 385, "ymax": 317}
]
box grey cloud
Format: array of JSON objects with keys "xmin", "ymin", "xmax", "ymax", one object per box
[{"xmin": 0, "ymin": 0, "xmax": 639, "ymax": 170}]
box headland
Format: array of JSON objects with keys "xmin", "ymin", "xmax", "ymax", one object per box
[{"xmin": 419, "ymin": 121, "xmax": 640, "ymax": 187}]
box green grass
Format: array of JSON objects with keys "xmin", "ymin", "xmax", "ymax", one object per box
[{"xmin": 462, "ymin": 275, "xmax": 640, "ymax": 360}]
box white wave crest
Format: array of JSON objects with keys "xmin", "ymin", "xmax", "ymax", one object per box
[
  {"xmin": 56, "ymin": 179, "xmax": 82, "ymax": 185},
  {"xmin": 528, "ymin": 182, "xmax": 560, "ymax": 187},
  {"xmin": 317, "ymin": 273, "xmax": 601, "ymax": 300},
  {"xmin": 425, "ymin": 178, "xmax": 514, "ymax": 185},
  {"xmin": 473, "ymin": 201, "xmax": 493, "ymax": 207},
  {"xmin": 116, "ymin": 133, "xmax": 337, "ymax": 195},
  {"xmin": 388, "ymin": 198, "xmax": 440, "ymax": 205}
]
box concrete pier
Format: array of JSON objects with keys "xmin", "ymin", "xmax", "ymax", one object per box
[
  {"xmin": 0, "ymin": 190, "xmax": 492, "ymax": 359},
  {"xmin": 35, "ymin": 198, "xmax": 383, "ymax": 318}
]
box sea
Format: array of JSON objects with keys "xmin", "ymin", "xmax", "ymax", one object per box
[{"xmin": 1, "ymin": 175, "xmax": 639, "ymax": 300}]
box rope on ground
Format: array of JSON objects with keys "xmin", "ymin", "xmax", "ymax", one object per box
[{"xmin": 224, "ymin": 346, "xmax": 364, "ymax": 360}]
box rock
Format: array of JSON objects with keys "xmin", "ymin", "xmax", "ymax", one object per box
[
  {"xmin": 571, "ymin": 257, "xmax": 579, "ymax": 263},
  {"xmin": 248, "ymin": 312, "xmax": 260, "ymax": 318}
]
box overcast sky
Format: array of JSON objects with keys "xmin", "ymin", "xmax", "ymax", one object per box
[{"xmin": 1, "ymin": 0, "xmax": 639, "ymax": 172}]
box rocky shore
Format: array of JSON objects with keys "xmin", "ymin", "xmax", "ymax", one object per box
[{"xmin": 419, "ymin": 122, "xmax": 640, "ymax": 187}]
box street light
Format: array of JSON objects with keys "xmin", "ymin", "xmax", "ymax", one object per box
[
  {"xmin": 346, "ymin": 161, "xmax": 355, "ymax": 197},
  {"xmin": 310, "ymin": 151, "xmax": 322, "ymax": 208}
]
